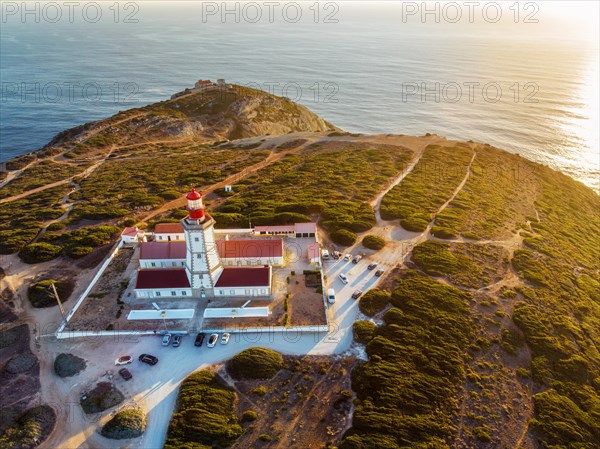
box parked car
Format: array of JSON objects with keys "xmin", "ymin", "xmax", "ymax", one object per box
[
  {"xmin": 332, "ymin": 251, "xmax": 341, "ymax": 260},
  {"xmin": 139, "ymin": 354, "xmax": 158, "ymax": 365},
  {"xmin": 338, "ymin": 273, "xmax": 349, "ymax": 284},
  {"xmin": 321, "ymin": 249, "xmax": 330, "ymax": 260},
  {"xmin": 352, "ymin": 289, "xmax": 363, "ymax": 299},
  {"xmin": 375, "ymin": 269, "xmax": 385, "ymax": 277},
  {"xmin": 162, "ymin": 333, "xmax": 172, "ymax": 346},
  {"xmin": 114, "ymin": 355, "xmax": 133, "ymax": 366},
  {"xmin": 194, "ymin": 333, "xmax": 205, "ymax": 347},
  {"xmin": 207, "ymin": 333, "xmax": 219, "ymax": 347},
  {"xmin": 368, "ymin": 263, "xmax": 378, "ymax": 270},
  {"xmin": 327, "ymin": 288, "xmax": 336, "ymax": 304},
  {"xmin": 352, "ymin": 255, "xmax": 362, "ymax": 264},
  {"xmin": 343, "ymin": 254, "xmax": 351, "ymax": 261},
  {"xmin": 221, "ymin": 333, "xmax": 230, "ymax": 345},
  {"xmin": 118, "ymin": 368, "xmax": 132, "ymax": 380},
  {"xmin": 172, "ymin": 335, "xmax": 182, "ymax": 347}
]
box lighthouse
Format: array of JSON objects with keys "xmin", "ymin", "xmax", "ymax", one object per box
[{"xmin": 181, "ymin": 188, "xmax": 223, "ymax": 298}]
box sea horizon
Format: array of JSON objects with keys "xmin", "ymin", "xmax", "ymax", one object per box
[{"xmin": 1, "ymin": 1, "xmax": 598, "ymax": 190}]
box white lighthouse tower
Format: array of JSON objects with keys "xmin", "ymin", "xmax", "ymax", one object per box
[{"xmin": 181, "ymin": 188, "xmax": 223, "ymax": 298}]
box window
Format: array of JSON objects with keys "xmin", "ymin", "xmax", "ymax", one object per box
[
  {"xmin": 197, "ymin": 254, "xmax": 202, "ymax": 259},
  {"xmin": 156, "ymin": 292, "xmax": 161, "ymax": 297},
  {"xmin": 151, "ymin": 262, "xmax": 156, "ymax": 267},
  {"xmin": 181, "ymin": 291, "xmax": 187, "ymax": 296},
  {"xmin": 219, "ymin": 290, "xmax": 224, "ymax": 295},
  {"xmin": 194, "ymin": 237, "xmax": 199, "ymax": 242},
  {"xmin": 171, "ymin": 291, "xmax": 176, "ymax": 296},
  {"xmin": 230, "ymin": 289, "xmax": 235, "ymax": 295},
  {"xmin": 172, "ymin": 262, "xmax": 176, "ymax": 267},
  {"xmin": 261, "ymin": 289, "xmax": 266, "ymax": 295},
  {"xmin": 181, "ymin": 261, "xmax": 185, "ymax": 266}
]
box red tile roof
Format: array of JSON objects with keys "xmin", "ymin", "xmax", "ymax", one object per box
[
  {"xmin": 215, "ymin": 239, "xmax": 283, "ymax": 259},
  {"xmin": 215, "ymin": 267, "xmax": 270, "ymax": 287},
  {"xmin": 140, "ymin": 242, "xmax": 187, "ymax": 260},
  {"xmin": 135, "ymin": 269, "xmax": 190, "ymax": 289},
  {"xmin": 121, "ymin": 227, "xmax": 138, "ymax": 237},
  {"xmin": 154, "ymin": 223, "xmax": 184, "ymax": 234}
]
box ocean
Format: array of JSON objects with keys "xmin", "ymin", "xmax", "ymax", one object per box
[{"xmin": 1, "ymin": 1, "xmax": 598, "ymax": 190}]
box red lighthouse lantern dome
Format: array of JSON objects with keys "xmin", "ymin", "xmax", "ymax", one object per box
[{"xmin": 186, "ymin": 188, "xmax": 205, "ymax": 220}]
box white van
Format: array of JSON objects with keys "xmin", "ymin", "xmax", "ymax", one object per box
[
  {"xmin": 327, "ymin": 288, "xmax": 336, "ymax": 304},
  {"xmin": 322, "ymin": 249, "xmax": 330, "ymax": 260}
]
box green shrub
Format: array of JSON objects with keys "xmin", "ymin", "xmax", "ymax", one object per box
[
  {"xmin": 431, "ymin": 226, "xmax": 456, "ymax": 239},
  {"xmin": 0, "ymin": 405, "xmax": 56, "ymax": 449},
  {"xmin": 343, "ymin": 275, "xmax": 473, "ymax": 447},
  {"xmin": 122, "ymin": 217, "xmax": 137, "ymax": 227},
  {"xmin": 358, "ymin": 289, "xmax": 390, "ymax": 316},
  {"xmin": 3, "ymin": 353, "xmax": 37, "ymax": 375},
  {"xmin": 473, "ymin": 425, "xmax": 492, "ymax": 442},
  {"xmin": 46, "ymin": 222, "xmax": 66, "ymax": 231},
  {"xmin": 54, "ymin": 353, "xmax": 86, "ymax": 377},
  {"xmin": 411, "ymin": 240, "xmax": 504, "ymax": 289},
  {"xmin": 252, "ymin": 386, "xmax": 267, "ymax": 396},
  {"xmin": 65, "ymin": 246, "xmax": 94, "ymax": 258},
  {"xmin": 170, "ymin": 209, "xmax": 189, "ymax": 219},
  {"xmin": 19, "ymin": 242, "xmax": 62, "ymax": 264},
  {"xmin": 400, "ymin": 216, "xmax": 429, "ymax": 232},
  {"xmin": 330, "ymin": 229, "xmax": 357, "ymax": 247},
  {"xmin": 28, "ymin": 279, "xmax": 73, "ymax": 308},
  {"xmin": 164, "ymin": 370, "xmax": 242, "ymax": 448},
  {"xmin": 532, "ymin": 389, "xmax": 600, "ymax": 445},
  {"xmin": 353, "ymin": 321, "xmax": 376, "ymax": 344},
  {"xmin": 501, "ymin": 328, "xmax": 524, "ymax": 355},
  {"xmin": 160, "ymin": 190, "xmax": 181, "ymax": 200},
  {"xmin": 259, "ymin": 434, "xmax": 272, "ymax": 442},
  {"xmin": 227, "ymin": 348, "xmax": 283, "ymax": 379},
  {"xmin": 511, "ymin": 249, "xmax": 549, "ymax": 288},
  {"xmin": 80, "ymin": 382, "xmax": 125, "ymax": 414},
  {"xmin": 101, "ymin": 409, "xmax": 146, "ymax": 439},
  {"xmin": 241, "ymin": 410, "xmax": 258, "ymax": 422},
  {"xmin": 362, "ymin": 235, "xmax": 385, "ymax": 250}
]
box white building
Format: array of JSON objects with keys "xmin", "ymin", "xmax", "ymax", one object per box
[
  {"xmin": 154, "ymin": 223, "xmax": 185, "ymax": 242},
  {"xmin": 194, "ymin": 79, "xmax": 214, "ymax": 90},
  {"xmin": 139, "ymin": 241, "xmax": 186, "ymax": 269},
  {"xmin": 134, "ymin": 269, "xmax": 192, "ymax": 299},
  {"xmin": 121, "ymin": 227, "xmax": 145, "ymax": 243},
  {"xmin": 134, "ymin": 188, "xmax": 272, "ymax": 299},
  {"xmin": 213, "ymin": 266, "xmax": 272, "ymax": 297},
  {"xmin": 254, "ymin": 222, "xmax": 317, "ymax": 239},
  {"xmin": 138, "ymin": 238, "xmax": 282, "ymax": 269}
]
